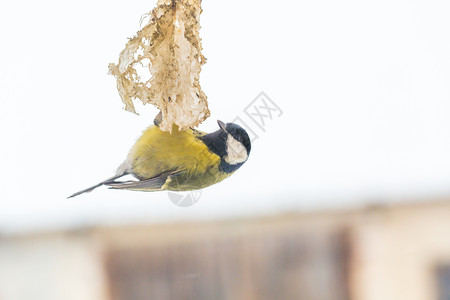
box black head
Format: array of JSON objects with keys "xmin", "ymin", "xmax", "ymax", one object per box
[
  {"xmin": 200, "ymin": 120, "xmax": 251, "ymax": 173},
  {"xmin": 217, "ymin": 120, "xmax": 251, "ymax": 157}
]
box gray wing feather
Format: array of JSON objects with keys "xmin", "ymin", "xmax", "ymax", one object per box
[
  {"xmin": 68, "ymin": 173, "xmax": 127, "ymax": 198},
  {"xmin": 106, "ymin": 171, "xmax": 180, "ymax": 191}
]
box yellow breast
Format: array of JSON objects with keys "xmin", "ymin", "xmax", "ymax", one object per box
[{"xmin": 128, "ymin": 125, "xmax": 221, "ymax": 179}]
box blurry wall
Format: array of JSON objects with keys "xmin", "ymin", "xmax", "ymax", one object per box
[
  {"xmin": 104, "ymin": 223, "xmax": 349, "ymax": 300},
  {"xmin": 350, "ymin": 200, "xmax": 450, "ymax": 300},
  {"xmin": 1, "ymin": 199, "xmax": 450, "ymax": 300},
  {"xmin": 0, "ymin": 232, "xmax": 108, "ymax": 300}
]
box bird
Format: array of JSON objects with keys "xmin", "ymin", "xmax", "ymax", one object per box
[{"xmin": 68, "ymin": 114, "xmax": 251, "ymax": 198}]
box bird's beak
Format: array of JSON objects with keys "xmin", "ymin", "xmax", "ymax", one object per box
[{"xmin": 217, "ymin": 120, "xmax": 227, "ymax": 132}]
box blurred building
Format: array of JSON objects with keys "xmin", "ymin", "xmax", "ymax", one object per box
[{"xmin": 0, "ymin": 199, "xmax": 450, "ymax": 300}]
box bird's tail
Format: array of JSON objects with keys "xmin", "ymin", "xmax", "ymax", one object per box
[{"xmin": 67, "ymin": 173, "xmax": 127, "ymax": 199}]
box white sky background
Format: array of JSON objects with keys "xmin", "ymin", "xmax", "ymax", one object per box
[{"xmin": 1, "ymin": 0, "xmax": 450, "ymax": 233}]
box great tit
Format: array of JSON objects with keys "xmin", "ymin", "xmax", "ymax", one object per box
[{"xmin": 68, "ymin": 116, "xmax": 251, "ymax": 198}]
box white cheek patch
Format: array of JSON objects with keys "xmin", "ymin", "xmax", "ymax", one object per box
[{"xmin": 224, "ymin": 134, "xmax": 248, "ymax": 165}]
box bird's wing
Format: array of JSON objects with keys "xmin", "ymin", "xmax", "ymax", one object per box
[{"xmin": 105, "ymin": 170, "xmax": 181, "ymax": 191}]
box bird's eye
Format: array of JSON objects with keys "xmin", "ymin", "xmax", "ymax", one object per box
[{"xmin": 237, "ymin": 132, "xmax": 245, "ymax": 142}]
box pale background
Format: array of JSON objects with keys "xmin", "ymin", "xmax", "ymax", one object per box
[{"xmin": 1, "ymin": 0, "xmax": 450, "ymax": 233}]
